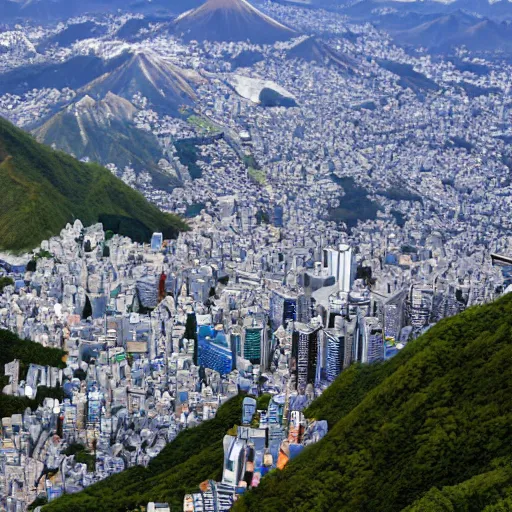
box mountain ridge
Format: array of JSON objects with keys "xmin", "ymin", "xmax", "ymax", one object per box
[
  {"xmin": 173, "ymin": 0, "xmax": 297, "ymax": 43},
  {"xmin": 0, "ymin": 116, "xmax": 188, "ymax": 252},
  {"xmin": 32, "ymin": 92, "xmax": 179, "ymax": 191}
]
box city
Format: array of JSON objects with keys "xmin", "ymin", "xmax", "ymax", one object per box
[{"xmin": 1, "ymin": 0, "xmax": 512, "ymax": 510}]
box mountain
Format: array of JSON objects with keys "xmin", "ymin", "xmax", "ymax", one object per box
[
  {"xmin": 0, "ymin": 30, "xmax": 37, "ymax": 57},
  {"xmin": 41, "ymin": 395, "xmax": 246, "ymax": 512},
  {"xmin": 1, "ymin": 0, "xmax": 203, "ymax": 22},
  {"xmin": 443, "ymin": 18, "xmax": 512, "ymax": 53},
  {"xmin": 285, "ymin": 36, "xmax": 359, "ymax": 74},
  {"xmin": 391, "ymin": 11, "xmax": 478, "ymax": 47},
  {"xmin": 173, "ymin": 0, "xmax": 297, "ymax": 44},
  {"xmin": 234, "ymin": 293, "xmax": 512, "ymax": 511},
  {"xmin": 0, "ymin": 116, "xmax": 188, "ymax": 252},
  {"xmin": 33, "ymin": 93, "xmax": 179, "ymax": 191},
  {"xmin": 392, "ymin": 12, "xmax": 512, "ymax": 53},
  {"xmin": 80, "ymin": 51, "xmax": 202, "ymax": 114},
  {"xmin": 0, "ymin": 53, "xmax": 131, "ymax": 96}
]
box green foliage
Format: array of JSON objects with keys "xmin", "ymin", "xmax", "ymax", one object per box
[
  {"xmin": 0, "ymin": 329, "xmax": 66, "ymax": 418},
  {"xmin": 248, "ymin": 168, "xmax": 266, "ymax": 186},
  {"xmin": 0, "ymin": 276, "xmax": 14, "ymax": 293},
  {"xmin": 0, "ymin": 116, "xmax": 188, "ymax": 252},
  {"xmin": 184, "ymin": 313, "xmax": 198, "ymax": 366},
  {"xmin": 234, "ymin": 294, "xmax": 512, "ymax": 511},
  {"xmin": 243, "ymin": 154, "xmax": 259, "ymax": 170},
  {"xmin": 28, "ymin": 495, "xmax": 48, "ymax": 510},
  {"xmin": 43, "ymin": 395, "xmax": 246, "ymax": 512},
  {"xmin": 187, "ymin": 115, "xmax": 219, "ymax": 134},
  {"xmin": 256, "ymin": 394, "xmax": 272, "ymax": 411}
]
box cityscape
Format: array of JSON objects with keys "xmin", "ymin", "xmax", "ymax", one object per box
[{"xmin": 1, "ymin": 0, "xmax": 512, "ymax": 510}]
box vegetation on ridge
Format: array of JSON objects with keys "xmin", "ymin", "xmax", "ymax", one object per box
[
  {"xmin": 234, "ymin": 293, "xmax": 512, "ymax": 511},
  {"xmin": 0, "ymin": 329, "xmax": 66, "ymax": 418},
  {"xmin": 42, "ymin": 394, "xmax": 246, "ymax": 512},
  {"xmin": 0, "ymin": 116, "xmax": 188, "ymax": 252}
]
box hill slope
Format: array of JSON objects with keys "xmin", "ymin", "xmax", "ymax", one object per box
[
  {"xmin": 286, "ymin": 36, "xmax": 359, "ymax": 74},
  {"xmin": 234, "ymin": 293, "xmax": 512, "ymax": 511},
  {"xmin": 81, "ymin": 51, "xmax": 202, "ymax": 114},
  {"xmin": 42, "ymin": 394, "xmax": 246, "ymax": 512},
  {"xmin": 0, "ymin": 116, "xmax": 188, "ymax": 252},
  {"xmin": 173, "ymin": 0, "xmax": 296, "ymax": 44},
  {"xmin": 33, "ymin": 93, "xmax": 179, "ymax": 191}
]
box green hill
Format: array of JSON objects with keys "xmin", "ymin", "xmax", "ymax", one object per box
[
  {"xmin": 0, "ymin": 116, "xmax": 188, "ymax": 252},
  {"xmin": 234, "ymin": 293, "xmax": 512, "ymax": 512},
  {"xmin": 0, "ymin": 329, "xmax": 66, "ymax": 418},
  {"xmin": 42, "ymin": 394, "xmax": 246, "ymax": 512}
]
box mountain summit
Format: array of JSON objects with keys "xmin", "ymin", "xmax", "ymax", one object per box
[
  {"xmin": 33, "ymin": 92, "xmax": 179, "ymax": 191},
  {"xmin": 173, "ymin": 0, "xmax": 296, "ymax": 43},
  {"xmin": 81, "ymin": 51, "xmax": 202, "ymax": 114}
]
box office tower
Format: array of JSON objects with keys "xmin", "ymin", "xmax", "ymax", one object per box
[
  {"xmin": 292, "ymin": 323, "xmax": 321, "ymax": 389},
  {"xmin": 325, "ymin": 329, "xmax": 345, "ymax": 382},
  {"xmin": 297, "ymin": 293, "xmax": 312, "ymax": 324},
  {"xmin": 243, "ymin": 316, "xmax": 268, "ymax": 367},
  {"xmin": 357, "ymin": 316, "xmax": 384, "ymax": 364},
  {"xmin": 86, "ymin": 390, "xmax": 101, "ymax": 430},
  {"xmin": 384, "ymin": 302, "xmax": 401, "ymax": 342},
  {"xmin": 343, "ymin": 318, "xmax": 357, "ymax": 369},
  {"xmin": 197, "ymin": 325, "xmax": 234, "ymax": 376},
  {"xmin": 150, "ymin": 232, "xmax": 163, "ymax": 251},
  {"xmin": 270, "ymin": 290, "xmax": 297, "ymax": 330},
  {"xmin": 367, "ymin": 321, "xmax": 384, "ymax": 364},
  {"xmin": 323, "ymin": 244, "xmax": 354, "ymax": 293}
]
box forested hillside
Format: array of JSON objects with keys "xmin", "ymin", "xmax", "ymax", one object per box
[
  {"xmin": 42, "ymin": 395, "xmax": 245, "ymax": 511},
  {"xmin": 0, "ymin": 329, "xmax": 66, "ymax": 418},
  {"xmin": 0, "ymin": 116, "xmax": 188, "ymax": 252},
  {"xmin": 234, "ymin": 293, "xmax": 512, "ymax": 511}
]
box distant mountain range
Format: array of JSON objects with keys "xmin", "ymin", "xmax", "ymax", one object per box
[
  {"xmin": 1, "ymin": 0, "xmax": 202, "ymax": 21},
  {"xmin": 37, "ymin": 20, "xmax": 108, "ymax": 51},
  {"xmin": 0, "ymin": 53, "xmax": 131, "ymax": 96},
  {"xmin": 173, "ymin": 0, "xmax": 297, "ymax": 43},
  {"xmin": 383, "ymin": 10, "xmax": 512, "ymax": 53},
  {"xmin": 285, "ymin": 36, "xmax": 360, "ymax": 74},
  {"xmin": 33, "ymin": 92, "xmax": 180, "ymax": 191},
  {"xmin": 0, "ymin": 116, "xmax": 188, "ymax": 252}
]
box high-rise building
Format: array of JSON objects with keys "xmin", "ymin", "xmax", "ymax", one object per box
[
  {"xmin": 270, "ymin": 291, "xmax": 297, "ymax": 330},
  {"xmin": 150, "ymin": 232, "xmax": 163, "ymax": 251},
  {"xmin": 358, "ymin": 317, "xmax": 384, "ymax": 364},
  {"xmin": 292, "ymin": 323, "xmax": 322, "ymax": 389},
  {"xmin": 323, "ymin": 244, "xmax": 354, "ymax": 293},
  {"xmin": 324, "ymin": 329, "xmax": 345, "ymax": 382},
  {"xmin": 243, "ymin": 316, "xmax": 268, "ymax": 367},
  {"xmin": 197, "ymin": 325, "xmax": 234, "ymax": 375}
]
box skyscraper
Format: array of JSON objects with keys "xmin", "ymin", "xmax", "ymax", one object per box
[
  {"xmin": 243, "ymin": 315, "xmax": 268, "ymax": 367},
  {"xmin": 323, "ymin": 244, "xmax": 354, "ymax": 293},
  {"xmin": 270, "ymin": 290, "xmax": 297, "ymax": 331},
  {"xmin": 324, "ymin": 329, "xmax": 345, "ymax": 382},
  {"xmin": 292, "ymin": 323, "xmax": 321, "ymax": 389}
]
